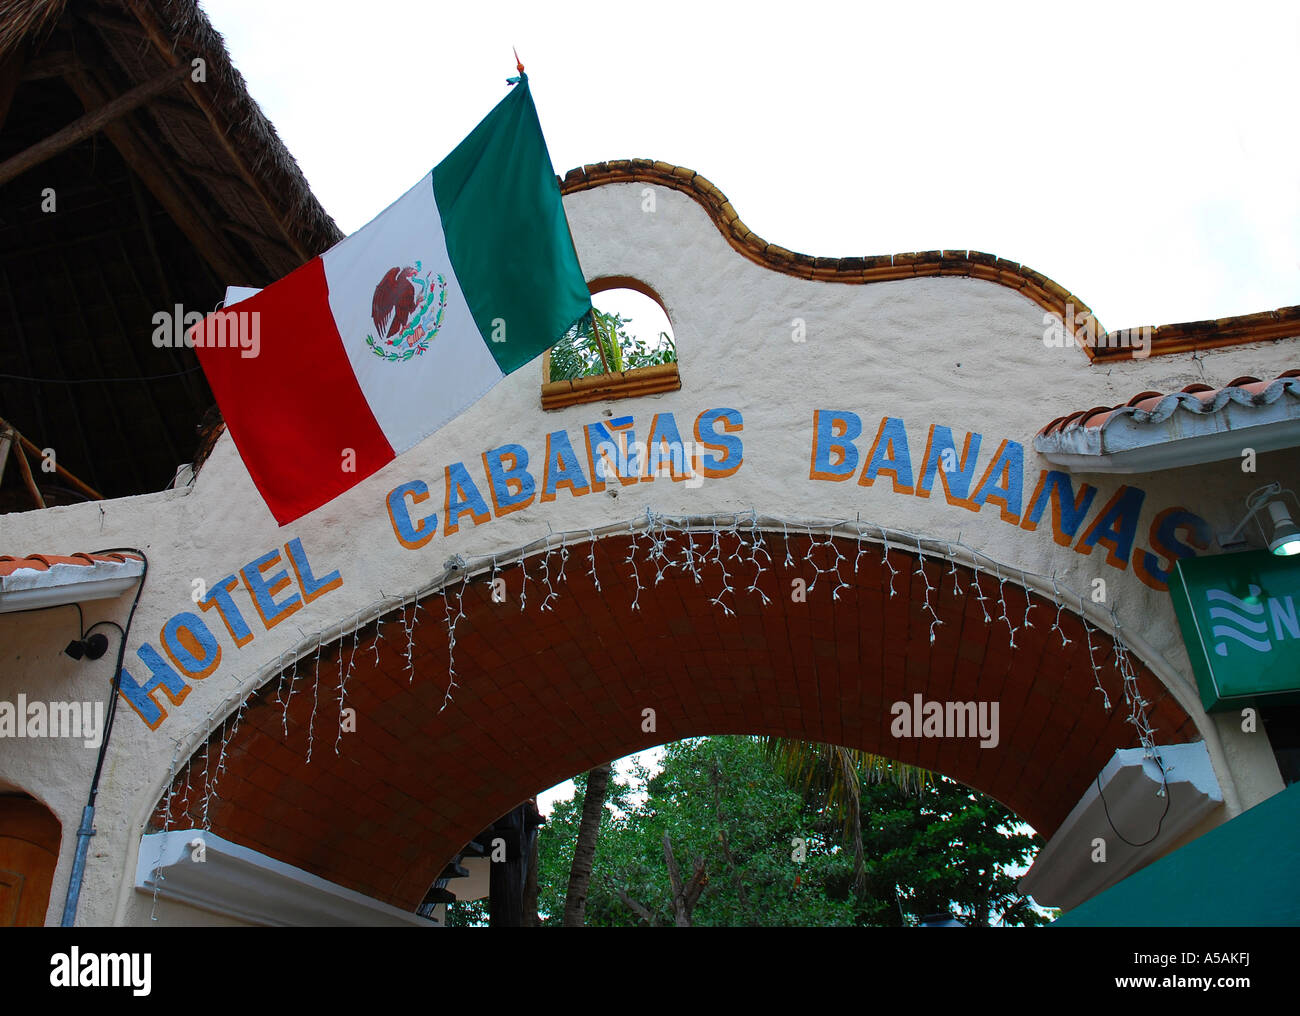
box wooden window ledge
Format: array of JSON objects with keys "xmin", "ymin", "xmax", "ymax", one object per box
[{"xmin": 541, "ymin": 362, "xmax": 681, "ymax": 410}]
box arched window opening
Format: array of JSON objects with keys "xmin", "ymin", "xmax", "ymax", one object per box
[{"xmin": 542, "ymin": 279, "xmax": 681, "ymax": 410}]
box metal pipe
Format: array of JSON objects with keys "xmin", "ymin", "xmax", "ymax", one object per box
[{"xmin": 61, "ymin": 806, "xmax": 97, "ymax": 926}]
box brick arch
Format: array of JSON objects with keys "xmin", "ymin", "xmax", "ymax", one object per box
[{"xmin": 153, "ymin": 532, "xmax": 1197, "ymax": 911}]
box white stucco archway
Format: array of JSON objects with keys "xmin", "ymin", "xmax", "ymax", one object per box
[{"xmin": 1, "ymin": 165, "xmax": 1293, "ymax": 925}]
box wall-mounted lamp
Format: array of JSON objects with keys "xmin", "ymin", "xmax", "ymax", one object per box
[
  {"xmin": 1220, "ymin": 483, "xmax": 1300, "ymax": 557},
  {"xmin": 64, "ymin": 634, "xmax": 109, "ymax": 661}
]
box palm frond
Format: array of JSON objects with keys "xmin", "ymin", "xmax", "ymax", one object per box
[
  {"xmin": 763, "ymin": 738, "xmax": 932, "ymax": 805},
  {"xmin": 762, "ymin": 737, "xmax": 935, "ymax": 900},
  {"xmin": 548, "ymin": 309, "xmax": 676, "ymax": 382}
]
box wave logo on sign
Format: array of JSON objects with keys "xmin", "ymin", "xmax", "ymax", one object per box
[{"xmin": 1206, "ymin": 586, "xmax": 1300, "ymax": 657}]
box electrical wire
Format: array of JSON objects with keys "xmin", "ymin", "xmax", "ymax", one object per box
[
  {"xmin": 84, "ymin": 548, "xmax": 148, "ymax": 805},
  {"xmin": 0, "ymin": 599, "xmax": 84, "ymax": 634},
  {"xmin": 60, "ymin": 547, "xmax": 148, "ymax": 926},
  {"xmin": 1095, "ymin": 753, "xmax": 1171, "ymax": 848}
]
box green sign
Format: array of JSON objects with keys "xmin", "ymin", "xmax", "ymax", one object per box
[{"xmin": 1169, "ymin": 550, "xmax": 1300, "ymax": 712}]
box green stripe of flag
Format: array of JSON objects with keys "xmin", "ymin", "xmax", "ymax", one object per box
[{"xmin": 432, "ymin": 75, "xmax": 592, "ymax": 375}]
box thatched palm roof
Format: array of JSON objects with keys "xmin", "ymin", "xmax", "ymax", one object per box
[{"xmin": 0, "ymin": 0, "xmax": 341, "ymax": 503}]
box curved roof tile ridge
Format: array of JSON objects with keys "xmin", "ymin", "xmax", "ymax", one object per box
[
  {"xmin": 1035, "ymin": 369, "xmax": 1300, "ymax": 439},
  {"xmin": 1129, "ymin": 374, "xmax": 1299, "ymax": 426},
  {"xmin": 0, "ymin": 551, "xmax": 144, "ymax": 578},
  {"xmin": 561, "ymin": 160, "xmax": 1300, "ymax": 362}
]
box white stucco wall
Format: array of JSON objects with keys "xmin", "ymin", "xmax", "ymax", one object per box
[{"xmin": 0, "ymin": 180, "xmax": 1294, "ymax": 925}]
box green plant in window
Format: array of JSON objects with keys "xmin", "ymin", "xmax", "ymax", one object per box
[{"xmin": 548, "ymin": 309, "xmax": 676, "ymax": 382}]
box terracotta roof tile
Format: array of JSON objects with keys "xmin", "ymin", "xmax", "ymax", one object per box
[
  {"xmin": 0, "ymin": 552, "xmax": 143, "ymax": 578},
  {"xmin": 1036, "ymin": 369, "xmax": 1300, "ymax": 441},
  {"xmin": 1079, "ymin": 406, "xmax": 1118, "ymax": 429}
]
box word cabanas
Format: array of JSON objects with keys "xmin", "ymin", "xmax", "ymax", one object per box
[{"xmin": 385, "ymin": 407, "xmax": 744, "ymax": 549}]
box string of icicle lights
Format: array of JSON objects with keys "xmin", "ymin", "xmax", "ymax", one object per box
[{"xmin": 149, "ymin": 507, "xmax": 1164, "ymax": 920}]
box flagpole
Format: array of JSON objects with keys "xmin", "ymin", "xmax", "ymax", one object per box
[
  {"xmin": 506, "ymin": 50, "xmax": 605, "ymax": 376},
  {"xmin": 588, "ymin": 308, "xmax": 614, "ymax": 375}
]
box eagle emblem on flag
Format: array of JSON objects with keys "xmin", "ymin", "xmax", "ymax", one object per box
[{"xmin": 365, "ymin": 260, "xmax": 448, "ymax": 361}]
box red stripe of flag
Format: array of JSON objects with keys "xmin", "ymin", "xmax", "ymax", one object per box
[{"xmin": 194, "ymin": 258, "xmax": 395, "ymax": 525}]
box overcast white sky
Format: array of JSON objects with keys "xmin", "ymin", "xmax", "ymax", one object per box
[
  {"xmin": 195, "ymin": 1, "xmax": 1297, "ymax": 808},
  {"xmin": 201, "ymin": 0, "xmax": 1298, "ymax": 333}
]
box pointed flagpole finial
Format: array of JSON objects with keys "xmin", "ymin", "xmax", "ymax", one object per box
[{"xmin": 507, "ymin": 47, "xmax": 526, "ymax": 85}]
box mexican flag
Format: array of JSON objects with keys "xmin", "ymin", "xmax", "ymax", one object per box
[{"xmin": 193, "ymin": 75, "xmax": 591, "ymax": 525}]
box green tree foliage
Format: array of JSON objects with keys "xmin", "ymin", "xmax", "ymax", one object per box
[
  {"xmin": 527, "ymin": 736, "xmax": 1046, "ymax": 927},
  {"xmin": 444, "ymin": 896, "xmax": 487, "ymax": 927},
  {"xmin": 849, "ymin": 769, "xmax": 1046, "ymax": 926},
  {"xmin": 532, "ymin": 768, "xmax": 632, "ymax": 924}
]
